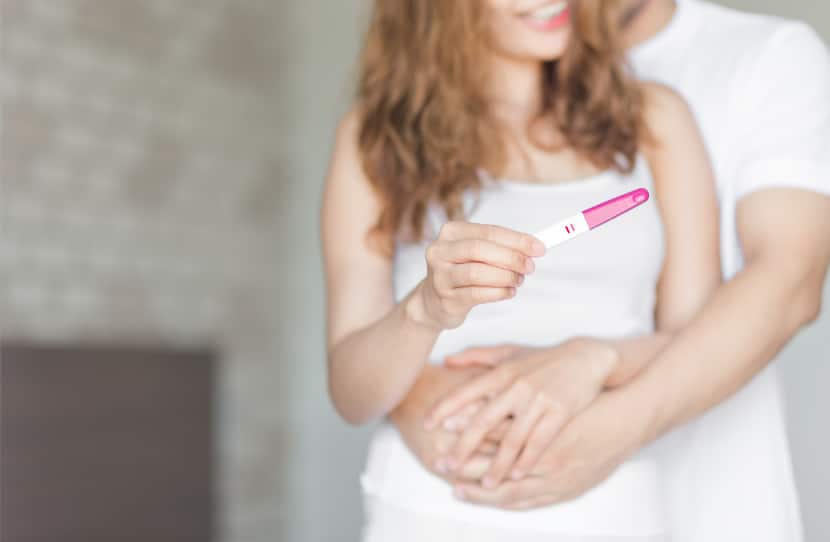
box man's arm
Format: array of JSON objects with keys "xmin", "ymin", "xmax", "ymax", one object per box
[
  {"xmin": 450, "ymin": 187, "xmax": 830, "ymax": 507},
  {"xmin": 390, "ymin": 332, "xmax": 674, "ymax": 483},
  {"xmin": 634, "ymin": 187, "xmax": 830, "ymax": 440}
]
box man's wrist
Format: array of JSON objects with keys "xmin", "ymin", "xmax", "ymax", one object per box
[
  {"xmin": 611, "ymin": 371, "xmax": 669, "ymax": 451},
  {"xmin": 567, "ymin": 336, "xmax": 622, "ymax": 383}
]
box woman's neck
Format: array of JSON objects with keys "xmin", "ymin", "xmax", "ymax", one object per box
[{"xmin": 483, "ymin": 54, "xmax": 543, "ymax": 125}]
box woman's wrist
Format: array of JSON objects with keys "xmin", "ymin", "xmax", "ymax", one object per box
[{"xmin": 402, "ymin": 281, "xmax": 446, "ymax": 334}]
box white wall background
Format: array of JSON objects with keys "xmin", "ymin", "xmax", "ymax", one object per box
[{"xmin": 284, "ymin": 1, "xmax": 830, "ymax": 541}]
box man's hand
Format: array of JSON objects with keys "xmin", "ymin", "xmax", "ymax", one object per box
[
  {"xmin": 425, "ymin": 340, "xmax": 620, "ymax": 488},
  {"xmin": 449, "ymin": 386, "xmax": 653, "ymax": 509}
]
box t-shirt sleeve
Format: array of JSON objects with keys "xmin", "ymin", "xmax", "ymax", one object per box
[{"xmin": 730, "ymin": 21, "xmax": 830, "ymax": 200}]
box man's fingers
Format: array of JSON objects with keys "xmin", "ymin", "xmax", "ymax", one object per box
[
  {"xmin": 486, "ymin": 419, "xmax": 511, "ymax": 441},
  {"xmin": 511, "ymin": 412, "xmax": 568, "ymax": 479},
  {"xmin": 424, "ymin": 368, "xmax": 513, "ymax": 430},
  {"xmin": 453, "ymin": 476, "xmax": 547, "ymax": 507},
  {"xmin": 444, "ymin": 344, "xmax": 523, "ymax": 368},
  {"xmin": 477, "ymin": 440, "xmax": 499, "ymax": 455},
  {"xmin": 502, "ymin": 492, "xmax": 562, "ymax": 510},
  {"xmin": 482, "ymin": 400, "xmax": 545, "ymax": 487},
  {"xmin": 453, "ymin": 453, "xmax": 493, "ymax": 481}
]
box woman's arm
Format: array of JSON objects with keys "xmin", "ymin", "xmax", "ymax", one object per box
[
  {"xmin": 322, "ymin": 110, "xmax": 543, "ymax": 425},
  {"xmin": 642, "ymin": 82, "xmax": 722, "ymax": 333},
  {"xmin": 321, "ymin": 110, "xmax": 442, "ymax": 425},
  {"xmin": 590, "ymin": 81, "xmax": 723, "ymax": 387}
]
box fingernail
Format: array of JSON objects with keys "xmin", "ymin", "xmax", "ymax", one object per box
[
  {"xmin": 517, "ymin": 274, "xmax": 524, "ymax": 285},
  {"xmin": 454, "ymin": 486, "xmax": 467, "ymax": 500},
  {"xmin": 532, "ymin": 239, "xmax": 546, "ymax": 255},
  {"xmin": 434, "ymin": 458, "xmax": 447, "ymax": 474},
  {"xmin": 482, "ymin": 476, "xmax": 496, "ymax": 488},
  {"xmin": 525, "ymin": 258, "xmax": 535, "ymax": 273},
  {"xmin": 510, "ymin": 468, "xmax": 523, "ymax": 480}
]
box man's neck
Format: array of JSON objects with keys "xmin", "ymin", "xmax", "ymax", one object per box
[{"xmin": 621, "ymin": 0, "xmax": 678, "ymax": 49}]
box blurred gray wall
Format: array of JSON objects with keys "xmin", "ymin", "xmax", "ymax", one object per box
[
  {"xmin": 2, "ymin": 1, "xmax": 295, "ymax": 540},
  {"xmin": 1, "ymin": 1, "xmax": 828, "ymax": 542}
]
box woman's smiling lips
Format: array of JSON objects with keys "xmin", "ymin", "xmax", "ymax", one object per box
[{"xmin": 520, "ymin": 1, "xmax": 570, "ymax": 32}]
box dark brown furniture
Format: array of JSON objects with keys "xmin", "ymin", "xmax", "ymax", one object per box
[{"xmin": 1, "ymin": 343, "xmax": 216, "ymax": 542}]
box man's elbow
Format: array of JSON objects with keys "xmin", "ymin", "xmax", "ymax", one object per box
[
  {"xmin": 797, "ymin": 285, "xmax": 823, "ymax": 327},
  {"xmin": 789, "ymin": 269, "xmax": 825, "ymax": 330}
]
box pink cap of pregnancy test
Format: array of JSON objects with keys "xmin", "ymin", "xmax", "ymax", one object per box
[{"xmin": 582, "ymin": 188, "xmax": 649, "ymax": 229}]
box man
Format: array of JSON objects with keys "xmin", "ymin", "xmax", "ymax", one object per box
[{"xmin": 390, "ymin": 1, "xmax": 830, "ymax": 540}]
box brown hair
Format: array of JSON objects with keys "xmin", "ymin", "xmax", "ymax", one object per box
[{"xmin": 355, "ymin": 0, "xmax": 646, "ymax": 257}]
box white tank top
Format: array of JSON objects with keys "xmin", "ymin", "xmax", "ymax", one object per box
[{"xmin": 361, "ymin": 155, "xmax": 669, "ymax": 537}]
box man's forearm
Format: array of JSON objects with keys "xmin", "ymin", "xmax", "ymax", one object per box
[
  {"xmin": 625, "ymin": 255, "xmax": 823, "ymax": 444},
  {"xmin": 574, "ymin": 333, "xmax": 674, "ymax": 388}
]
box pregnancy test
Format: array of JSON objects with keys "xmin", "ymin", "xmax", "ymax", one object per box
[{"xmin": 532, "ymin": 188, "xmax": 650, "ymax": 249}]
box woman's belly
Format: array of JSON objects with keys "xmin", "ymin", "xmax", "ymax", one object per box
[{"xmin": 361, "ymin": 423, "xmax": 668, "ymax": 536}]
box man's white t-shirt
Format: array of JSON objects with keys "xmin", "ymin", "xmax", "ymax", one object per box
[{"xmin": 628, "ymin": 1, "xmax": 830, "ymax": 541}]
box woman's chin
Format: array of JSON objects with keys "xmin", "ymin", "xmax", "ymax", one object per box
[{"xmin": 512, "ymin": 38, "xmax": 571, "ymax": 63}]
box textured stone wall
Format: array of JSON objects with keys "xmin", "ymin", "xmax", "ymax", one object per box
[{"xmin": 1, "ymin": 1, "xmax": 295, "ymax": 540}]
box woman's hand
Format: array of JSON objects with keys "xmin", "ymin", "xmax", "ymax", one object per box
[
  {"xmin": 414, "ymin": 221, "xmax": 546, "ymax": 330},
  {"xmin": 389, "ymin": 364, "xmax": 505, "ymax": 482},
  {"xmin": 425, "ymin": 339, "xmax": 620, "ymax": 487}
]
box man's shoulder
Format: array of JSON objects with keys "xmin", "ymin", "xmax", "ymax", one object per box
[
  {"xmin": 691, "ymin": 0, "xmax": 822, "ymax": 53},
  {"xmin": 678, "ymin": 0, "xmax": 827, "ymax": 90}
]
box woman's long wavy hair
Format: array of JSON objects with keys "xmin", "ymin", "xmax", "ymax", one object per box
[{"xmin": 355, "ymin": 0, "xmax": 647, "ymax": 257}]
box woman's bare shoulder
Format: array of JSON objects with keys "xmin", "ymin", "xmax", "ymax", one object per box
[
  {"xmin": 324, "ymin": 105, "xmax": 376, "ymax": 213},
  {"xmin": 638, "ymin": 81, "xmax": 698, "ymax": 145},
  {"xmin": 321, "ymin": 104, "xmax": 391, "ymax": 260}
]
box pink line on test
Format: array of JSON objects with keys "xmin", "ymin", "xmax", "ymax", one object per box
[{"xmin": 582, "ymin": 188, "xmax": 650, "ymax": 229}]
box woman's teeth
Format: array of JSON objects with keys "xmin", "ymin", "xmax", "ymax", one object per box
[{"xmin": 527, "ymin": 2, "xmax": 568, "ymax": 21}]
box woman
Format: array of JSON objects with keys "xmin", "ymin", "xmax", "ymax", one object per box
[{"xmin": 320, "ymin": 0, "xmax": 720, "ymax": 540}]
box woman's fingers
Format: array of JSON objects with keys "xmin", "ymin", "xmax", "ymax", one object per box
[
  {"xmin": 439, "ymin": 221, "xmax": 546, "ymax": 259},
  {"xmin": 482, "ymin": 398, "xmax": 546, "ymax": 487},
  {"xmin": 443, "ymin": 238, "xmax": 535, "ymax": 276},
  {"xmin": 449, "ymin": 262, "xmax": 524, "ymax": 289},
  {"xmin": 446, "ymin": 414, "xmax": 511, "ymax": 441},
  {"xmin": 440, "ymin": 400, "xmax": 485, "ymax": 431},
  {"xmin": 420, "ymin": 222, "xmax": 544, "ymax": 330},
  {"xmin": 420, "ymin": 222, "xmax": 545, "ymax": 330},
  {"xmin": 444, "ymin": 344, "xmax": 524, "ymax": 368},
  {"xmin": 424, "ymin": 367, "xmax": 515, "ymax": 430},
  {"xmin": 510, "ymin": 408, "xmax": 570, "ymax": 480},
  {"xmin": 444, "ymin": 386, "xmax": 529, "ymax": 472},
  {"xmin": 453, "ymin": 285, "xmax": 517, "ymax": 305}
]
